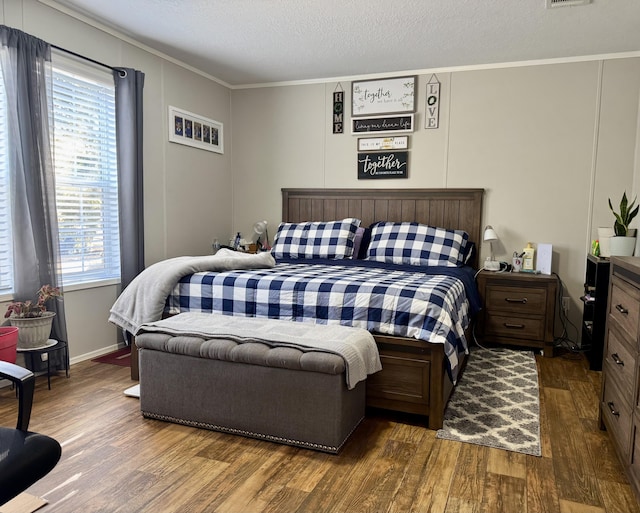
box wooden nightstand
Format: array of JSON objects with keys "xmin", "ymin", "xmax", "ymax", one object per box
[{"xmin": 476, "ymin": 270, "xmax": 558, "ymax": 357}]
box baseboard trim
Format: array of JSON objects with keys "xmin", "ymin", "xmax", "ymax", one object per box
[{"xmin": 70, "ymin": 343, "xmax": 124, "ymax": 366}]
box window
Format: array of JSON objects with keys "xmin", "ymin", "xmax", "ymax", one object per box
[
  {"xmin": 0, "ymin": 77, "xmax": 11, "ymax": 295},
  {"xmin": 0, "ymin": 54, "xmax": 120, "ymax": 295},
  {"xmin": 52, "ymin": 57, "xmax": 120, "ymax": 286}
]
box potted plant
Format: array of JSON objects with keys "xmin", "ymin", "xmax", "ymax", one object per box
[
  {"xmin": 4, "ymin": 285, "xmax": 62, "ymax": 349},
  {"xmin": 608, "ymin": 192, "xmax": 639, "ymax": 256}
]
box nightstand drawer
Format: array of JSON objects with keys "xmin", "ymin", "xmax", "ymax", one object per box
[
  {"xmin": 485, "ymin": 285, "xmax": 547, "ymax": 315},
  {"xmin": 484, "ymin": 313, "xmax": 544, "ymax": 341}
]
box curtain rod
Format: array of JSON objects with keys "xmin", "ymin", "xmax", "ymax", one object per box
[{"xmin": 51, "ymin": 44, "xmax": 126, "ymax": 77}]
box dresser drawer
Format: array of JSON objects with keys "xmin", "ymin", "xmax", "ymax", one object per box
[
  {"xmin": 602, "ymin": 373, "xmax": 633, "ymax": 456},
  {"xmin": 609, "ymin": 276, "xmax": 640, "ymax": 343},
  {"xmin": 484, "ymin": 313, "xmax": 544, "ymax": 341},
  {"xmin": 604, "ymin": 328, "xmax": 637, "ymax": 401},
  {"xmin": 485, "ymin": 285, "xmax": 547, "ymax": 316}
]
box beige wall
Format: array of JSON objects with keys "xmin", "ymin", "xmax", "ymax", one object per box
[
  {"xmin": 1, "ymin": 0, "xmax": 233, "ymax": 362},
  {"xmin": 2, "ymin": 0, "xmax": 640, "ymax": 359},
  {"xmin": 231, "ymin": 59, "xmax": 640, "ymax": 337}
]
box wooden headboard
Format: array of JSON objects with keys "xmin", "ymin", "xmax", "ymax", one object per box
[{"xmin": 282, "ymin": 188, "xmax": 485, "ymax": 268}]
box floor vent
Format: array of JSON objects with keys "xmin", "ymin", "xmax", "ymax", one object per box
[{"xmin": 546, "ymin": 0, "xmax": 591, "ymax": 8}]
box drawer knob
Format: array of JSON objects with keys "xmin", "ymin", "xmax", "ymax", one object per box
[
  {"xmin": 503, "ymin": 323, "xmax": 525, "ymax": 329},
  {"xmin": 505, "ymin": 297, "xmax": 528, "ymax": 304},
  {"xmin": 616, "ymin": 304, "xmax": 629, "ymax": 315},
  {"xmin": 611, "ymin": 353, "xmax": 624, "ymax": 366},
  {"xmin": 607, "ymin": 401, "xmax": 620, "ymax": 417}
]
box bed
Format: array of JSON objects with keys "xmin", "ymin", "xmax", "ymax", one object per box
[{"xmin": 130, "ymin": 188, "xmax": 484, "ymax": 430}]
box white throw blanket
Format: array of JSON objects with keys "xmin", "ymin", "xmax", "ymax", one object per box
[
  {"xmin": 108, "ymin": 249, "xmax": 276, "ymax": 334},
  {"xmin": 138, "ymin": 312, "xmax": 382, "ymax": 389}
]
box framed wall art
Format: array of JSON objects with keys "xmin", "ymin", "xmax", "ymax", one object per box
[
  {"xmin": 168, "ymin": 106, "xmax": 224, "ymax": 154},
  {"xmin": 351, "ymin": 76, "xmax": 416, "ymax": 117}
]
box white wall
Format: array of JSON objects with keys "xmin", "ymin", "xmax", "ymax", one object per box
[
  {"xmin": 1, "ymin": 0, "xmax": 233, "ymax": 362},
  {"xmin": 231, "ymin": 59, "xmax": 640, "ymax": 339}
]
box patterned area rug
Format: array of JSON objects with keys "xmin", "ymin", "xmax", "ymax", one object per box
[{"xmin": 436, "ymin": 348, "xmax": 541, "ymax": 456}]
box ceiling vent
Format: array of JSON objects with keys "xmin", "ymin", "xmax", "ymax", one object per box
[{"xmin": 546, "ymin": 0, "xmax": 591, "ymax": 7}]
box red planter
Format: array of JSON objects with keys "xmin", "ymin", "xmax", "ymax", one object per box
[{"xmin": 0, "ymin": 326, "xmax": 19, "ymax": 363}]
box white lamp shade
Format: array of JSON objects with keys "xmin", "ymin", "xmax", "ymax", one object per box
[
  {"xmin": 253, "ymin": 220, "xmax": 270, "ymax": 249},
  {"xmin": 253, "ymin": 220, "xmax": 268, "ymax": 237},
  {"xmin": 483, "ymin": 225, "xmax": 499, "ymax": 242}
]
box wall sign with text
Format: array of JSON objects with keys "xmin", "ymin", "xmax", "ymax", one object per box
[
  {"xmin": 333, "ymin": 86, "xmax": 344, "ymax": 134},
  {"xmin": 357, "ymin": 151, "xmax": 408, "ymax": 179},
  {"xmin": 357, "ymin": 136, "xmax": 408, "ymax": 151},
  {"xmin": 352, "ymin": 76, "xmax": 416, "ymax": 117},
  {"xmin": 425, "ymin": 75, "xmax": 440, "ymax": 129},
  {"xmin": 352, "ymin": 114, "xmax": 414, "ymax": 135}
]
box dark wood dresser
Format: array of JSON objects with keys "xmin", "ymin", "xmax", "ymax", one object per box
[{"xmin": 600, "ymin": 256, "xmax": 640, "ymax": 501}]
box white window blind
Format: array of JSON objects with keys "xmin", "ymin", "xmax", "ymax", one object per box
[
  {"xmin": 0, "ymin": 55, "xmax": 120, "ymax": 294},
  {"xmin": 52, "ymin": 59, "xmax": 120, "ymax": 286},
  {"xmin": 0, "ymin": 77, "xmax": 12, "ymax": 294}
]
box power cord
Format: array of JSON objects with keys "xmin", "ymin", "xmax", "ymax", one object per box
[
  {"xmin": 471, "ymin": 321, "xmax": 492, "ymax": 351},
  {"xmin": 551, "ymin": 272, "xmax": 585, "ymax": 356}
]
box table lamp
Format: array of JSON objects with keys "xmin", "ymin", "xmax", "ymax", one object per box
[
  {"xmin": 253, "ymin": 220, "xmax": 271, "ymax": 250},
  {"xmin": 483, "ymin": 225, "xmax": 500, "ymax": 271}
]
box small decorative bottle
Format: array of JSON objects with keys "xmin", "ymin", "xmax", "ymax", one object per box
[
  {"xmin": 212, "ymin": 238, "xmax": 220, "ymax": 254},
  {"xmin": 523, "ymin": 242, "xmax": 535, "ymax": 270},
  {"xmin": 233, "ymin": 232, "xmax": 242, "ymax": 250}
]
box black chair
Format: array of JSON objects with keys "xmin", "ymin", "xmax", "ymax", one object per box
[{"xmin": 0, "ymin": 360, "xmax": 61, "ymax": 505}]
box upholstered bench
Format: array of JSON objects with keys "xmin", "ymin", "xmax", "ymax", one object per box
[{"xmin": 135, "ymin": 313, "xmax": 380, "ymax": 453}]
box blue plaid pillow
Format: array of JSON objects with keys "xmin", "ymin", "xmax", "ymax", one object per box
[
  {"xmin": 272, "ymin": 218, "xmax": 361, "ymax": 259},
  {"xmin": 366, "ymin": 222, "xmax": 469, "ymax": 267}
]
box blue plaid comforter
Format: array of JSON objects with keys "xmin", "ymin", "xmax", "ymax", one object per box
[{"xmin": 165, "ymin": 259, "xmax": 480, "ymax": 383}]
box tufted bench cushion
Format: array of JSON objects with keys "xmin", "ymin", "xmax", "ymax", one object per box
[{"xmin": 136, "ymin": 333, "xmax": 346, "ymax": 375}]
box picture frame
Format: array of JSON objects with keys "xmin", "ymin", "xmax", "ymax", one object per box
[
  {"xmin": 168, "ymin": 106, "xmax": 223, "ymax": 154},
  {"xmin": 352, "ymin": 76, "xmax": 416, "ymax": 117}
]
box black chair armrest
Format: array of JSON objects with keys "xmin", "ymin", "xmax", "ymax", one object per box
[{"xmin": 0, "ymin": 361, "xmax": 35, "ymax": 431}]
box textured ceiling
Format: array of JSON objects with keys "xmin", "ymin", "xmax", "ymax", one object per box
[{"xmin": 51, "ymin": 0, "xmax": 640, "ymax": 87}]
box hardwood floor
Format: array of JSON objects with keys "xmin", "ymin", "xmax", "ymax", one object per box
[{"xmin": 1, "ymin": 351, "xmax": 639, "ymax": 513}]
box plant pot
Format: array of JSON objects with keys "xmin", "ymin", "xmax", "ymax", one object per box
[
  {"xmin": 0, "ymin": 326, "xmax": 18, "ymax": 363},
  {"xmin": 598, "ymin": 227, "xmax": 615, "ymax": 257},
  {"xmin": 8, "ymin": 312, "xmax": 56, "ymax": 349},
  {"xmin": 609, "ymin": 236, "xmax": 636, "ymax": 257}
]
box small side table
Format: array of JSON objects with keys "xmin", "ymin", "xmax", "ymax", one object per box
[
  {"xmin": 17, "ymin": 339, "xmax": 69, "ymax": 389},
  {"xmin": 476, "ymin": 270, "xmax": 558, "ymax": 357}
]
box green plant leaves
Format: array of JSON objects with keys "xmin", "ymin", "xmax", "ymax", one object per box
[{"xmin": 609, "ymin": 192, "xmax": 639, "ymax": 236}]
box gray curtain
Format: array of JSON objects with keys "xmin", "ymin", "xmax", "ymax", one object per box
[
  {"xmin": 0, "ymin": 26, "xmax": 68, "ymax": 370},
  {"xmin": 113, "ymin": 68, "xmax": 145, "ymax": 292}
]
